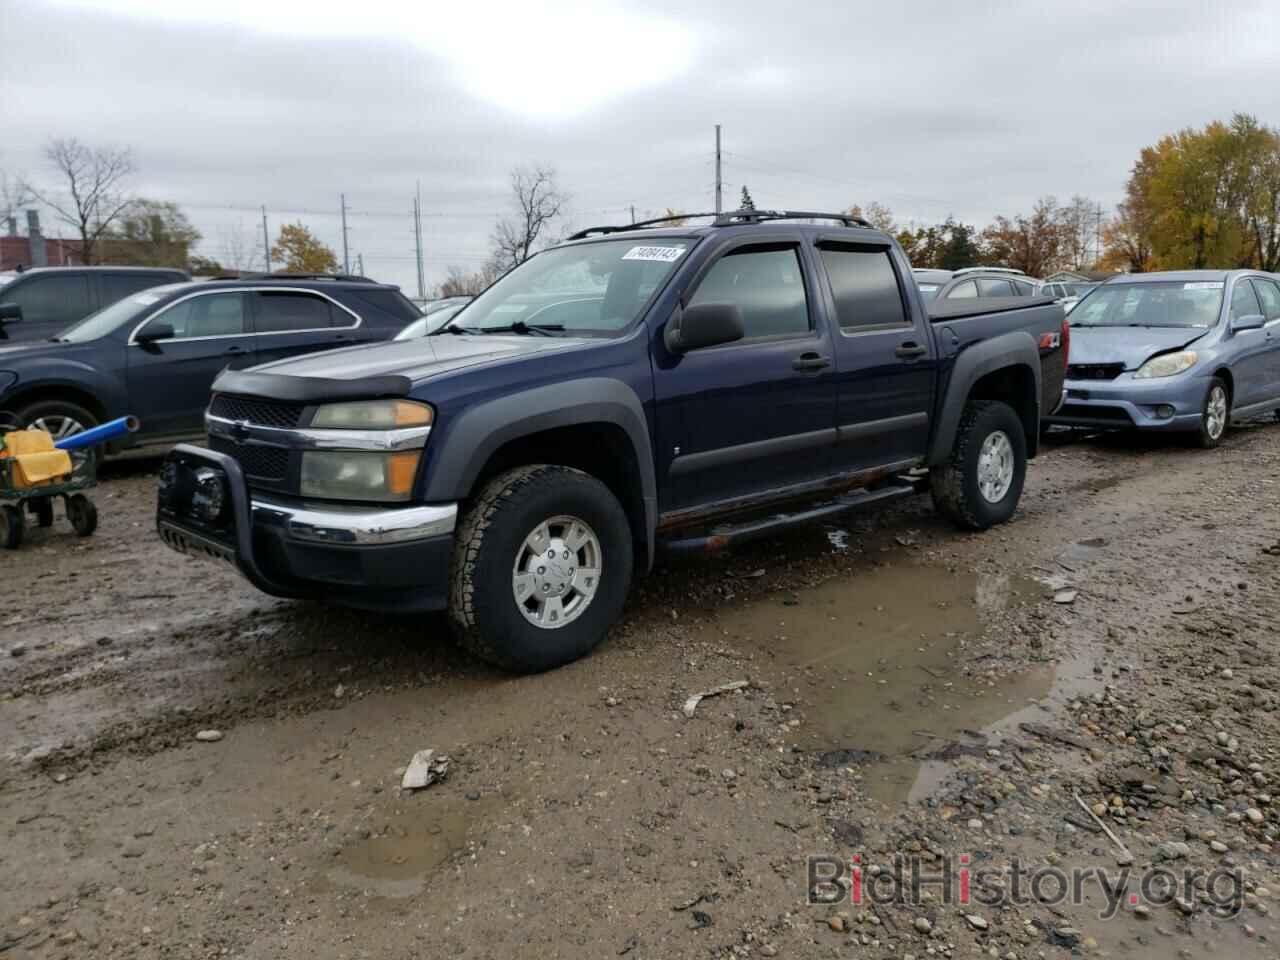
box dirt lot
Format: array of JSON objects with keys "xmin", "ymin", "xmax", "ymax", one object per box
[{"xmin": 4, "ymin": 421, "xmax": 1280, "ymax": 959}]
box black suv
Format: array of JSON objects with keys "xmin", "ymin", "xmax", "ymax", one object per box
[
  {"xmin": 0, "ymin": 274, "xmax": 421, "ymax": 450},
  {"xmin": 0, "ymin": 266, "xmax": 190, "ymax": 343}
]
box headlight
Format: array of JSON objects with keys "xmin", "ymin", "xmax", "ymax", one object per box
[
  {"xmin": 300, "ymin": 450, "xmax": 421, "ymax": 501},
  {"xmin": 1133, "ymin": 351, "xmax": 1198, "ymax": 379},
  {"xmin": 311, "ymin": 399, "xmax": 432, "ymax": 429}
]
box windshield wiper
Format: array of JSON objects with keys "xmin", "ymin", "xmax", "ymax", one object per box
[
  {"xmin": 428, "ymin": 323, "xmax": 479, "ymax": 336},
  {"xmin": 475, "ymin": 321, "xmax": 564, "ymax": 337}
]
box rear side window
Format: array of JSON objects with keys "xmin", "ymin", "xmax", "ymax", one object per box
[
  {"xmin": 688, "ymin": 245, "xmax": 809, "ymax": 340},
  {"xmin": 252, "ymin": 291, "xmax": 341, "ymax": 332},
  {"xmin": 817, "ymin": 244, "xmax": 909, "ymax": 330},
  {"xmin": 1229, "ymin": 280, "xmax": 1262, "ymax": 322},
  {"xmin": 1250, "ymin": 278, "xmax": 1280, "ymax": 321},
  {"xmin": 101, "ymin": 273, "xmax": 167, "ymax": 305},
  {"xmin": 977, "ymin": 278, "xmax": 1015, "ymax": 297},
  {"xmin": 947, "ymin": 280, "xmax": 978, "ymax": 299},
  {"xmin": 348, "ymin": 288, "xmax": 420, "ymax": 323},
  {"xmin": 1012, "ymin": 280, "xmax": 1036, "ymax": 296},
  {"xmin": 6, "ymin": 273, "xmax": 92, "ymax": 325}
]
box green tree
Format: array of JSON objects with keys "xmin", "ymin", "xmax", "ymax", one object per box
[
  {"xmin": 102, "ymin": 199, "xmax": 201, "ymax": 268},
  {"xmin": 936, "ymin": 218, "xmax": 983, "ymax": 270},
  {"xmin": 739, "ymin": 186, "xmax": 756, "ymax": 211},
  {"xmin": 271, "ymin": 222, "xmax": 338, "ymax": 273}
]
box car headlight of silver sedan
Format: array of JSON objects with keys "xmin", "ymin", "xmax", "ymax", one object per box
[{"xmin": 1133, "ymin": 351, "xmax": 1198, "ymax": 379}]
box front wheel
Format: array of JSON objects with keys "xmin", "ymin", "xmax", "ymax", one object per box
[
  {"xmin": 1197, "ymin": 378, "xmax": 1230, "ymax": 449},
  {"xmin": 66, "ymin": 494, "xmax": 98, "ymax": 537},
  {"xmin": 930, "ymin": 400, "xmax": 1028, "ymax": 530},
  {"xmin": 448, "ymin": 465, "xmax": 633, "ymax": 673}
]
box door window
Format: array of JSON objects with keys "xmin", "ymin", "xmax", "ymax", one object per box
[
  {"xmin": 976, "ymin": 278, "xmax": 1015, "ymax": 297},
  {"xmin": 139, "ymin": 293, "xmax": 246, "ymax": 339},
  {"xmin": 817, "ymin": 244, "xmax": 909, "ymax": 331},
  {"xmin": 687, "ymin": 245, "xmax": 809, "ymax": 339},
  {"xmin": 1229, "ymin": 280, "xmax": 1262, "ymax": 322},
  {"xmin": 5, "ymin": 273, "xmax": 92, "ymax": 325},
  {"xmin": 1011, "ymin": 280, "xmax": 1036, "ymax": 296},
  {"xmin": 101, "ymin": 273, "xmax": 166, "ymax": 304},
  {"xmin": 1250, "ymin": 278, "xmax": 1280, "ymax": 321},
  {"xmin": 947, "ymin": 280, "xmax": 978, "ymax": 299},
  {"xmin": 252, "ymin": 291, "xmax": 345, "ymax": 332}
]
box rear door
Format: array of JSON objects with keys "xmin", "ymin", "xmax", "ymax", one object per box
[
  {"xmin": 249, "ymin": 289, "xmax": 362, "ymax": 365},
  {"xmin": 0, "ymin": 271, "xmax": 93, "ymax": 341},
  {"xmin": 652, "ymin": 236, "xmax": 837, "ymax": 515},
  {"xmin": 1228, "ymin": 279, "xmax": 1269, "ymax": 409},
  {"xmin": 126, "ymin": 291, "xmax": 256, "ymax": 439},
  {"xmin": 818, "ymin": 241, "xmax": 934, "ymax": 472}
]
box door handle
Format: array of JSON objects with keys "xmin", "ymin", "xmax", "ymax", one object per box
[
  {"xmin": 895, "ymin": 342, "xmax": 928, "ymax": 360},
  {"xmin": 792, "ymin": 352, "xmax": 830, "ymax": 372},
  {"xmin": 224, "ymin": 345, "xmax": 247, "ymax": 355}
]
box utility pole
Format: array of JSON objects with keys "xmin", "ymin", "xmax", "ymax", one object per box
[
  {"xmin": 261, "ymin": 205, "xmax": 271, "ymax": 272},
  {"xmin": 413, "ymin": 182, "xmax": 426, "ymax": 302},
  {"xmin": 630, "ymin": 204, "xmax": 636, "ymax": 224},
  {"xmin": 340, "ymin": 193, "xmax": 351, "ymax": 274},
  {"xmin": 714, "ymin": 124, "xmax": 723, "ymax": 214},
  {"xmin": 355, "ymin": 253, "xmax": 364, "ymax": 276},
  {"xmin": 1094, "ymin": 202, "xmax": 1105, "ymax": 266}
]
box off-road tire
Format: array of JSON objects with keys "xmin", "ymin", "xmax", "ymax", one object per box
[
  {"xmin": 930, "ymin": 399, "xmax": 1027, "ymax": 531},
  {"xmin": 1196, "ymin": 377, "xmax": 1230, "ymax": 449},
  {"xmin": 0, "ymin": 503, "xmax": 24, "ymax": 549},
  {"xmin": 448, "ymin": 464, "xmax": 633, "ymax": 673}
]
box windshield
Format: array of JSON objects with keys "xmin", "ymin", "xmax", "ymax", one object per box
[
  {"xmin": 1069, "ymin": 280, "xmax": 1224, "ymax": 329},
  {"xmin": 395, "ymin": 303, "xmax": 468, "ymax": 340},
  {"xmin": 57, "ymin": 286, "xmax": 180, "ymax": 342},
  {"xmin": 916, "ymin": 283, "xmax": 940, "ymax": 301},
  {"xmin": 445, "ymin": 238, "xmax": 691, "ymax": 336}
]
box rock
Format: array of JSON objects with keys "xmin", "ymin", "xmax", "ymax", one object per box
[
  {"xmin": 914, "ymin": 917, "xmax": 932, "ymax": 934},
  {"xmin": 1210, "ymin": 840, "xmax": 1229, "ymax": 853},
  {"xmin": 401, "ymin": 749, "xmax": 450, "ymax": 790},
  {"xmin": 10, "ymin": 643, "xmax": 27, "ymax": 657},
  {"xmin": 1155, "ymin": 841, "xmax": 1190, "ymax": 861},
  {"xmin": 828, "ymin": 916, "xmax": 846, "ymax": 932},
  {"xmin": 1221, "ymin": 668, "xmax": 1234, "ymax": 679},
  {"xmin": 1115, "ymin": 851, "xmax": 1134, "ymax": 867},
  {"xmin": 1133, "ymin": 904, "xmax": 1151, "ymax": 918},
  {"xmin": 1247, "ymin": 808, "xmax": 1265, "ymax": 823},
  {"xmin": 1053, "ymin": 589, "xmax": 1078, "ymax": 604},
  {"xmin": 1217, "ymin": 731, "xmax": 1231, "ymax": 746},
  {"xmin": 194, "ymin": 730, "xmax": 223, "ymax": 742},
  {"xmin": 721, "ymin": 768, "xmax": 737, "ymax": 781},
  {"xmin": 965, "ymin": 914, "xmax": 989, "ymax": 931},
  {"xmin": 1174, "ymin": 896, "xmax": 1195, "ymax": 915},
  {"xmin": 967, "ymin": 818, "xmax": 984, "ymax": 830}
]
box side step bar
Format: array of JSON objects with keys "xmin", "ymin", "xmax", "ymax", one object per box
[{"xmin": 659, "ymin": 481, "xmax": 920, "ymax": 554}]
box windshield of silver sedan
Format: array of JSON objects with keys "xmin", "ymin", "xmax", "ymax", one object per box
[
  {"xmin": 1070, "ymin": 281, "xmax": 1223, "ymax": 329},
  {"xmin": 438, "ymin": 238, "xmax": 690, "ymax": 337}
]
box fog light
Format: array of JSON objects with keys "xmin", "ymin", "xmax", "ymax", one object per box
[
  {"xmin": 191, "ymin": 466, "xmax": 228, "ymax": 522},
  {"xmin": 1156, "ymin": 404, "xmax": 1175, "ymax": 419}
]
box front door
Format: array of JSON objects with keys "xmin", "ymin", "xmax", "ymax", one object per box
[
  {"xmin": 817, "ymin": 241, "xmax": 935, "ymax": 472},
  {"xmin": 126, "ymin": 291, "xmax": 256, "ymax": 440},
  {"xmin": 248, "ymin": 289, "xmax": 365, "ymax": 366},
  {"xmin": 1228, "ymin": 278, "xmax": 1270, "ymax": 409},
  {"xmin": 652, "ymin": 237, "xmax": 837, "ymax": 517}
]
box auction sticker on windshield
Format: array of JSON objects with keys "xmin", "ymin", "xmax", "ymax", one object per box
[
  {"xmin": 622, "ymin": 245, "xmax": 686, "ymax": 262},
  {"xmin": 1183, "ymin": 282, "xmax": 1224, "ymax": 290}
]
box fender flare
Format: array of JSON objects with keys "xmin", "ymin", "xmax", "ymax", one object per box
[
  {"xmin": 422, "ymin": 377, "xmax": 658, "ymax": 568},
  {"xmin": 927, "ymin": 331, "xmax": 1042, "ymax": 466}
]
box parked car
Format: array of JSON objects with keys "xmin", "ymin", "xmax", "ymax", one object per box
[
  {"xmin": 394, "ymin": 297, "xmax": 473, "ymax": 340},
  {"xmin": 156, "ymin": 209, "xmax": 1068, "ymax": 673},
  {"xmin": 913, "ymin": 267, "xmax": 1041, "ymax": 301},
  {"xmin": 1039, "ymin": 280, "xmax": 1098, "ymax": 313},
  {"xmin": 1043, "ymin": 270, "xmax": 1280, "ymax": 446},
  {"xmin": 0, "ymin": 276, "xmax": 421, "ymax": 450},
  {"xmin": 0, "ymin": 266, "xmax": 189, "ymax": 343}
]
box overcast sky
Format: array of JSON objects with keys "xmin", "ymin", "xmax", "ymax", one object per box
[{"xmin": 2, "ymin": 0, "xmax": 1278, "ymax": 294}]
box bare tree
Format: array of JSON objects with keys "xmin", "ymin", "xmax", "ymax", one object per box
[
  {"xmin": 491, "ymin": 166, "xmax": 567, "ymax": 270},
  {"xmin": 218, "ymin": 222, "xmax": 262, "ymax": 273},
  {"xmin": 437, "ymin": 263, "xmax": 500, "ymax": 298},
  {"xmin": 30, "ymin": 138, "xmax": 135, "ymax": 264}
]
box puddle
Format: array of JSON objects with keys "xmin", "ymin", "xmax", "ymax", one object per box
[
  {"xmin": 326, "ymin": 793, "xmax": 500, "ymax": 898},
  {"xmin": 697, "ymin": 564, "xmax": 1078, "ymax": 804}
]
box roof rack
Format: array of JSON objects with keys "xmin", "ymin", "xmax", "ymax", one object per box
[
  {"xmin": 566, "ymin": 208, "xmax": 873, "ymax": 241},
  {"xmin": 240, "ymin": 271, "xmax": 376, "ymax": 283},
  {"xmin": 951, "ymin": 266, "xmax": 1027, "ymax": 277}
]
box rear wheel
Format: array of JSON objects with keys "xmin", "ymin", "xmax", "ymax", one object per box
[
  {"xmin": 449, "ymin": 465, "xmax": 633, "ymax": 673},
  {"xmin": 1197, "ymin": 378, "xmax": 1229, "ymax": 449},
  {"xmin": 0, "ymin": 504, "xmax": 24, "ymax": 549},
  {"xmin": 930, "ymin": 400, "xmax": 1027, "ymax": 530},
  {"xmin": 65, "ymin": 494, "xmax": 98, "ymax": 537}
]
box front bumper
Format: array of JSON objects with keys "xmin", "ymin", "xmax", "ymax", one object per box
[
  {"xmin": 156, "ymin": 444, "xmax": 457, "ymax": 611},
  {"xmin": 1044, "ymin": 373, "xmax": 1208, "ymax": 432}
]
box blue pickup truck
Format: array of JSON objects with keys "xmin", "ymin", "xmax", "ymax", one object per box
[{"xmin": 156, "ymin": 211, "xmax": 1068, "ymax": 672}]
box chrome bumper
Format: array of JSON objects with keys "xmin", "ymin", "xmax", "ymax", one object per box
[{"xmin": 250, "ymin": 496, "xmax": 458, "ymax": 546}]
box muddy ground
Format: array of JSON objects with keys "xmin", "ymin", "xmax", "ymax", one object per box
[{"xmin": 4, "ymin": 421, "xmax": 1280, "ymax": 959}]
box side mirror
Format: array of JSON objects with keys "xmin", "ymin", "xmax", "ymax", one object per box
[
  {"xmin": 0, "ymin": 302, "xmax": 22, "ymax": 323},
  {"xmin": 136, "ymin": 322, "xmax": 175, "ymax": 344},
  {"xmin": 664, "ymin": 302, "xmax": 745, "ymax": 353},
  {"xmin": 1231, "ymin": 313, "xmax": 1265, "ymax": 333}
]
